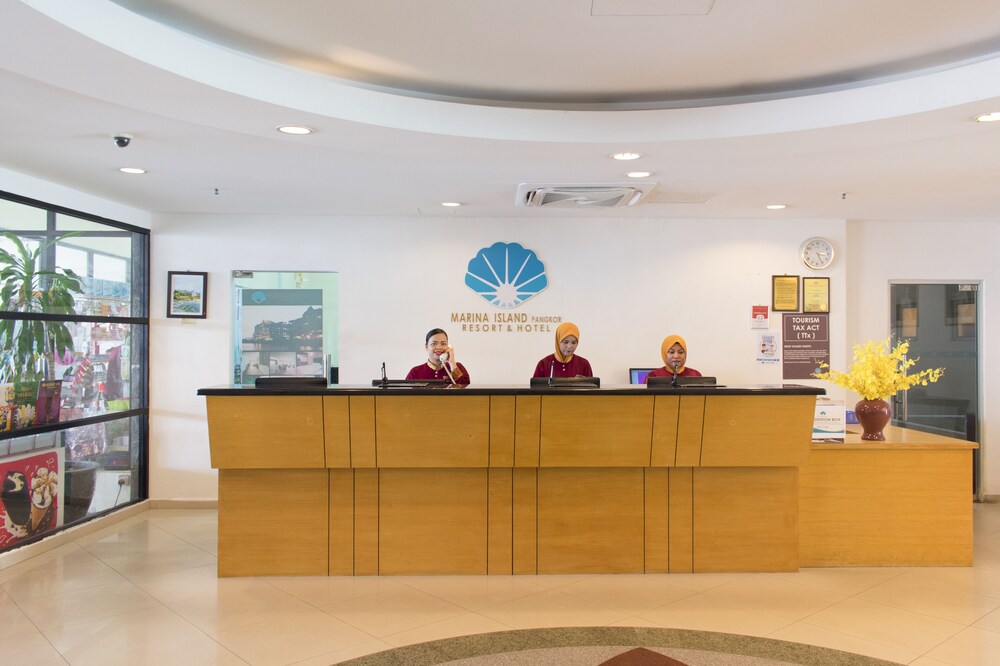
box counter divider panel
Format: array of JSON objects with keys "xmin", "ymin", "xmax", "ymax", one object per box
[
  {"xmin": 512, "ymin": 468, "xmax": 537, "ymax": 574},
  {"xmin": 489, "ymin": 396, "xmax": 515, "ymax": 467},
  {"xmin": 651, "ymin": 395, "xmax": 680, "ymax": 467},
  {"xmin": 354, "ymin": 469, "xmax": 378, "ymax": 575},
  {"xmin": 323, "ymin": 396, "xmax": 350, "ymax": 468},
  {"xmin": 668, "ymin": 468, "xmax": 694, "ymax": 573},
  {"xmin": 675, "ymin": 396, "xmax": 705, "ymax": 467},
  {"xmin": 329, "ymin": 469, "xmax": 354, "ymax": 574},
  {"xmin": 488, "ymin": 468, "xmax": 513, "ymax": 573},
  {"xmin": 350, "ymin": 396, "xmax": 376, "ymax": 468},
  {"xmin": 514, "ymin": 396, "xmax": 541, "ymax": 468},
  {"xmin": 644, "ymin": 467, "xmax": 670, "ymax": 572}
]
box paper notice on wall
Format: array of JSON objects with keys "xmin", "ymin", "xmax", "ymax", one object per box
[
  {"xmin": 751, "ymin": 305, "xmax": 769, "ymax": 329},
  {"xmin": 757, "ymin": 333, "xmax": 779, "ymax": 364}
]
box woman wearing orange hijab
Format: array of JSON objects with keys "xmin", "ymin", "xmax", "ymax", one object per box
[
  {"xmin": 533, "ymin": 322, "xmax": 593, "ymax": 378},
  {"xmin": 644, "ymin": 334, "xmax": 702, "ymax": 382}
]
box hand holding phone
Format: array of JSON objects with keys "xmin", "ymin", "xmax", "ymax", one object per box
[{"xmin": 439, "ymin": 350, "xmax": 450, "ymax": 364}]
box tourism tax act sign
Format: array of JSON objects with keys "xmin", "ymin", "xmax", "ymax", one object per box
[{"xmin": 781, "ymin": 313, "xmax": 830, "ymax": 380}]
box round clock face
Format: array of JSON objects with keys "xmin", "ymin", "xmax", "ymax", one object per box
[{"xmin": 800, "ymin": 237, "xmax": 835, "ymax": 270}]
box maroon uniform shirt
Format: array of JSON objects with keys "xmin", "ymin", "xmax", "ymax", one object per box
[{"xmin": 532, "ymin": 354, "xmax": 594, "ymax": 378}]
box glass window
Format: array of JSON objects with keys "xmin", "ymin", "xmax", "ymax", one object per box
[
  {"xmin": 56, "ymin": 245, "xmax": 88, "ymax": 278},
  {"xmin": 1, "ymin": 192, "xmax": 148, "ymax": 551},
  {"xmin": 94, "ymin": 254, "xmax": 127, "ymax": 283}
]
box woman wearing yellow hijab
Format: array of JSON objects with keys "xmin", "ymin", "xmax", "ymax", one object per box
[
  {"xmin": 532, "ymin": 322, "xmax": 593, "ymax": 378},
  {"xmin": 644, "ymin": 334, "xmax": 703, "ymax": 382}
]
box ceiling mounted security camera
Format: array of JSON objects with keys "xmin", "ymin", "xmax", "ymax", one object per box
[{"xmin": 112, "ymin": 133, "xmax": 133, "ymax": 148}]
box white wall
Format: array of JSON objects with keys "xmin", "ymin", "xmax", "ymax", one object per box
[{"xmin": 150, "ymin": 213, "xmax": 848, "ymax": 500}]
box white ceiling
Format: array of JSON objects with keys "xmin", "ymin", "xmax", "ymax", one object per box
[{"xmin": 2, "ymin": 0, "xmax": 1000, "ymax": 220}]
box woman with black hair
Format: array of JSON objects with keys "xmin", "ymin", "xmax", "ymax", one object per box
[{"xmin": 405, "ymin": 328, "xmax": 471, "ymax": 385}]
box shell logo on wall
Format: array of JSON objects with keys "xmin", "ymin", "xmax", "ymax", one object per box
[{"xmin": 465, "ymin": 242, "xmax": 548, "ymax": 309}]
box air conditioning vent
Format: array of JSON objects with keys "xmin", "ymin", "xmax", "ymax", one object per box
[{"xmin": 516, "ymin": 182, "xmax": 657, "ymax": 208}]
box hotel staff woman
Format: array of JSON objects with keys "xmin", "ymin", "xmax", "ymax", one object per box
[
  {"xmin": 406, "ymin": 328, "xmax": 471, "ymax": 385},
  {"xmin": 644, "ymin": 334, "xmax": 702, "ymax": 382},
  {"xmin": 533, "ymin": 322, "xmax": 593, "ymax": 378}
]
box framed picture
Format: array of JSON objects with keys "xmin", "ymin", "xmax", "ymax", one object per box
[
  {"xmin": 946, "ymin": 284, "xmax": 977, "ymax": 340},
  {"xmin": 167, "ymin": 271, "xmax": 208, "ymax": 318},
  {"xmin": 771, "ymin": 275, "xmax": 800, "ymax": 312},
  {"xmin": 802, "ymin": 276, "xmax": 830, "ymax": 313},
  {"xmin": 892, "ymin": 284, "xmax": 919, "ymax": 340}
]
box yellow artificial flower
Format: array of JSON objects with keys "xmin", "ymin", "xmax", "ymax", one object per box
[{"xmin": 813, "ymin": 337, "xmax": 944, "ymax": 400}]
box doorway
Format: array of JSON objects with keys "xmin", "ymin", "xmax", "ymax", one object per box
[{"xmin": 889, "ymin": 282, "xmax": 981, "ymax": 498}]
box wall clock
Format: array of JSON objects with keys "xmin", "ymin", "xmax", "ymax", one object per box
[{"xmin": 800, "ymin": 237, "xmax": 835, "ymax": 270}]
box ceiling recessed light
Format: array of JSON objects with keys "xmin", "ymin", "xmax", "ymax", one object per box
[
  {"xmin": 441, "ymin": 202, "xmax": 462, "ymax": 207},
  {"xmin": 626, "ymin": 171, "xmax": 652, "ymax": 178},
  {"xmin": 611, "ymin": 152, "xmax": 643, "ymax": 160},
  {"xmin": 276, "ymin": 125, "xmax": 314, "ymax": 135},
  {"xmin": 975, "ymin": 112, "xmax": 1000, "ymax": 123},
  {"xmin": 119, "ymin": 167, "xmax": 146, "ymax": 174},
  {"xmin": 766, "ymin": 204, "xmax": 787, "ymax": 210}
]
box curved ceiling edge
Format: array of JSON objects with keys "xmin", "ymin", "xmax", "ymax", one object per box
[{"xmin": 23, "ymin": 0, "xmax": 1000, "ymax": 144}]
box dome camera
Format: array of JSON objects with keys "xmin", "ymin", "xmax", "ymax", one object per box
[{"xmin": 112, "ymin": 133, "xmax": 132, "ymax": 148}]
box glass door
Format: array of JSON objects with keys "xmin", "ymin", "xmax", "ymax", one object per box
[{"xmin": 890, "ymin": 282, "xmax": 980, "ymax": 497}]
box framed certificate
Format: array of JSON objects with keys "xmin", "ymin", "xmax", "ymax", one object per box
[
  {"xmin": 802, "ymin": 276, "xmax": 830, "ymax": 313},
  {"xmin": 772, "ymin": 275, "xmax": 800, "ymax": 312}
]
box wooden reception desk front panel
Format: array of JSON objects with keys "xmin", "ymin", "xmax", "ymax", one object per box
[
  {"xmin": 206, "ymin": 390, "xmax": 819, "ymax": 576},
  {"xmin": 800, "ymin": 426, "xmax": 975, "ymax": 567}
]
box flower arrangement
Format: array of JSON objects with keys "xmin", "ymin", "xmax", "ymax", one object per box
[{"xmin": 813, "ymin": 337, "xmax": 944, "ymax": 400}]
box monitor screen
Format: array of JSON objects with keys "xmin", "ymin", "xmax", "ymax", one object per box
[{"xmin": 629, "ymin": 368, "xmax": 654, "ymax": 384}]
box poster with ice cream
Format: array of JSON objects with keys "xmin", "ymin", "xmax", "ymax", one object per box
[{"xmin": 0, "ymin": 447, "xmax": 64, "ymax": 548}]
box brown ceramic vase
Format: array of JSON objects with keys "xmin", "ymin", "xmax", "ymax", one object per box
[{"xmin": 855, "ymin": 398, "xmax": 891, "ymax": 441}]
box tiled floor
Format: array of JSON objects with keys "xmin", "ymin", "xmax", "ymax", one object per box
[{"xmin": 3, "ymin": 503, "xmax": 1000, "ymax": 666}]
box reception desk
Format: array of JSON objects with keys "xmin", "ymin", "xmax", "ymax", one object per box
[
  {"xmin": 801, "ymin": 425, "xmax": 975, "ymax": 567},
  {"xmin": 198, "ymin": 385, "xmax": 974, "ymax": 576}
]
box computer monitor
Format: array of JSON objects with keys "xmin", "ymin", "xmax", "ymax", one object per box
[
  {"xmin": 646, "ymin": 375, "xmax": 718, "ymax": 387},
  {"xmin": 629, "ymin": 368, "xmax": 654, "ymax": 384},
  {"xmin": 529, "ymin": 376, "xmax": 601, "ymax": 389}
]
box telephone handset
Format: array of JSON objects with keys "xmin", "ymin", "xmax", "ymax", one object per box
[{"xmin": 439, "ymin": 351, "xmax": 450, "ymax": 364}]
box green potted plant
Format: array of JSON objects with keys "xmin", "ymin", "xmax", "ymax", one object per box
[
  {"xmin": 1, "ymin": 231, "xmax": 83, "ymax": 431},
  {"xmin": 0, "ymin": 231, "xmax": 83, "ymax": 386}
]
